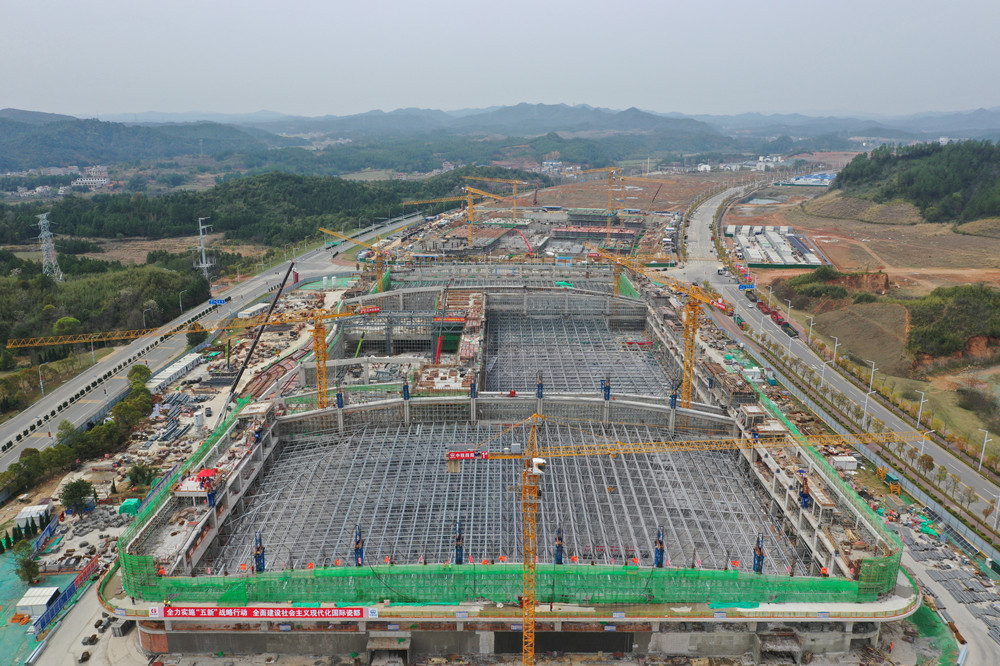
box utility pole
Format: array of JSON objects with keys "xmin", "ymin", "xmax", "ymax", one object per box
[{"xmin": 194, "ymin": 217, "xmax": 214, "ymax": 280}]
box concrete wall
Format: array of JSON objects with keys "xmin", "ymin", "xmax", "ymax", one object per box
[{"xmin": 165, "ymin": 630, "xmax": 367, "ymax": 657}]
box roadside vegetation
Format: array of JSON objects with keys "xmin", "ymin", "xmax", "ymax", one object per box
[
  {"xmin": 834, "ymin": 140, "xmax": 1000, "ymax": 223},
  {"xmin": 0, "ymin": 365, "xmax": 154, "ymax": 496}
]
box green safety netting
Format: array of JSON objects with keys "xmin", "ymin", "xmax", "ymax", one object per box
[
  {"xmin": 750, "ymin": 382, "xmax": 903, "ymax": 596},
  {"xmin": 121, "ymin": 562, "xmax": 873, "ymax": 606}
]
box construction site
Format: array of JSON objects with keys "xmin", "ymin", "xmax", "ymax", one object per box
[
  {"xmin": 1, "ymin": 175, "xmax": 933, "ymax": 665},
  {"xmin": 105, "ymin": 246, "xmax": 918, "ymax": 664}
]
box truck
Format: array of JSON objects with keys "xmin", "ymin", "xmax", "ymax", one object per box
[
  {"xmin": 770, "ymin": 311, "xmax": 786, "ymax": 325},
  {"xmin": 781, "ymin": 322, "xmax": 799, "ymax": 338},
  {"xmin": 734, "ymin": 314, "xmax": 746, "ymax": 330},
  {"xmin": 744, "ymin": 289, "xmax": 758, "ymax": 303},
  {"xmin": 756, "ymin": 301, "xmax": 771, "ymax": 315}
]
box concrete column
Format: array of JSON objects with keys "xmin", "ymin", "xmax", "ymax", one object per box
[{"xmin": 477, "ymin": 631, "xmax": 494, "ymax": 655}]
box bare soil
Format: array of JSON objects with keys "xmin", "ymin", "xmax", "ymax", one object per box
[
  {"xmin": 814, "ymin": 303, "xmax": 911, "ymax": 376},
  {"xmin": 82, "ymin": 234, "xmax": 267, "ymax": 265},
  {"xmin": 804, "ymin": 191, "xmax": 923, "ymax": 225},
  {"xmin": 532, "ymin": 172, "xmax": 731, "ymax": 211},
  {"xmin": 727, "ymin": 189, "xmax": 1000, "ymax": 290}
]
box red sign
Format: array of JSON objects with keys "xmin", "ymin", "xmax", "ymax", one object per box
[
  {"xmin": 359, "ymin": 306, "xmax": 381, "ymax": 315},
  {"xmin": 447, "ymin": 451, "xmax": 488, "ymax": 460},
  {"xmin": 163, "ymin": 606, "xmax": 365, "ymax": 619},
  {"xmin": 588, "ymin": 252, "xmax": 601, "ymax": 258}
]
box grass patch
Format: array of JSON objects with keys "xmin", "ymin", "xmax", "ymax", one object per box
[{"xmin": 815, "ymin": 303, "xmax": 912, "ymax": 376}]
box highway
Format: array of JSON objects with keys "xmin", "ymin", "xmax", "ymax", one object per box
[
  {"xmin": 0, "ymin": 214, "xmax": 422, "ymax": 476},
  {"xmin": 680, "ymin": 188, "xmax": 1000, "ymax": 510}
]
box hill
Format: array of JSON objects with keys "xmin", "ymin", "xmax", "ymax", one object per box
[
  {"xmin": 0, "ymin": 167, "xmax": 547, "ymax": 245},
  {"xmin": 246, "ymin": 103, "xmax": 721, "ymax": 139},
  {"xmin": 833, "ymin": 140, "xmax": 1000, "ymax": 223},
  {"xmin": 0, "ymin": 115, "xmax": 299, "ymax": 171}
]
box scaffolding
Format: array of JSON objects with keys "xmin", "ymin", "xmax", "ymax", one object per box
[
  {"xmin": 485, "ymin": 315, "xmax": 673, "ymax": 395},
  {"xmin": 198, "ymin": 421, "xmax": 802, "ymax": 577}
]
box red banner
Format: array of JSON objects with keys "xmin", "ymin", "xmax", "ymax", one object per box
[
  {"xmin": 163, "ymin": 606, "xmax": 365, "ymax": 619},
  {"xmin": 447, "ymin": 451, "xmax": 488, "ymax": 460}
]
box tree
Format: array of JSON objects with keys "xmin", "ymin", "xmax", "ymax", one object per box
[
  {"xmin": 918, "ymin": 454, "xmax": 935, "ymax": 475},
  {"xmin": 52, "ymin": 316, "xmax": 81, "ymax": 336},
  {"xmin": 961, "ymin": 486, "xmax": 979, "ymax": 511},
  {"xmin": 127, "ymin": 462, "xmax": 157, "ymax": 488},
  {"xmin": 112, "ymin": 400, "xmax": 143, "ymax": 429},
  {"xmin": 905, "ymin": 447, "xmax": 918, "ymax": 467},
  {"xmin": 984, "ymin": 499, "xmax": 996, "ymax": 522},
  {"xmin": 186, "ymin": 324, "xmax": 208, "ymax": 348},
  {"xmin": 127, "ymin": 364, "xmax": 152, "ymax": 386},
  {"xmin": 60, "ymin": 479, "xmax": 94, "ymax": 515},
  {"xmin": 110, "ymin": 479, "xmax": 117, "ymax": 495},
  {"xmin": 935, "ymin": 464, "xmax": 948, "ymax": 486},
  {"xmin": 12, "ymin": 542, "xmax": 39, "ymax": 584},
  {"xmin": 948, "ymin": 473, "xmax": 961, "ymax": 496}
]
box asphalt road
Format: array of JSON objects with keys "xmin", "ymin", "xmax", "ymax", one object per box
[
  {"xmin": 681, "ymin": 188, "xmax": 1000, "ymax": 509},
  {"xmin": 0, "ymin": 214, "xmax": 422, "ymax": 476}
]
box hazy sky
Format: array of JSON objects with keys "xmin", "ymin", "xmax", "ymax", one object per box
[{"xmin": 4, "ymin": 0, "xmax": 999, "ymax": 118}]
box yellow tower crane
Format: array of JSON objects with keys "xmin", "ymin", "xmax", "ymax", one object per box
[
  {"xmin": 451, "ymin": 413, "xmax": 920, "ymax": 666},
  {"xmin": 585, "ymin": 244, "xmax": 733, "ymax": 408},
  {"xmin": 461, "ymin": 176, "xmax": 532, "ymax": 220},
  {"xmin": 318, "ymin": 228, "xmax": 389, "ymax": 293},
  {"xmin": 402, "ymin": 188, "xmax": 502, "ymax": 247},
  {"xmin": 579, "ymin": 167, "xmax": 624, "ymax": 242},
  {"xmin": 6, "ymin": 305, "xmax": 381, "ymax": 410}
]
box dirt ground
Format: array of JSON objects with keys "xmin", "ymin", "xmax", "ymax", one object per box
[
  {"xmin": 814, "ymin": 302, "xmax": 912, "ymax": 377},
  {"xmin": 785, "ymin": 151, "xmax": 861, "ymax": 169},
  {"xmin": 527, "ymin": 172, "xmax": 732, "ymax": 212},
  {"xmin": 726, "ymin": 187, "xmax": 1000, "ymax": 293},
  {"xmin": 78, "ymin": 234, "xmax": 267, "ymax": 265}
]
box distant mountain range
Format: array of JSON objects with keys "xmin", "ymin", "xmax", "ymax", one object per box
[
  {"xmin": 100, "ymin": 103, "xmax": 1000, "ymax": 139},
  {"xmin": 4, "ymin": 103, "xmax": 1000, "ymax": 172}
]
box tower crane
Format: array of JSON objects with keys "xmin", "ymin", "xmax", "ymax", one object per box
[
  {"xmin": 579, "ymin": 167, "xmax": 624, "ymax": 242},
  {"xmin": 450, "ymin": 413, "xmax": 920, "ymax": 666},
  {"xmin": 6, "ymin": 300, "xmax": 381, "ymax": 410},
  {"xmin": 318, "ymin": 227, "xmax": 390, "ymax": 293},
  {"xmin": 461, "ymin": 176, "xmax": 532, "ymax": 220},
  {"xmin": 402, "ymin": 188, "xmax": 503, "ymax": 247},
  {"xmin": 585, "ymin": 244, "xmax": 732, "ymax": 408}
]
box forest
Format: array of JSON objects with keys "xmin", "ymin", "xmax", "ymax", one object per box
[
  {"xmin": 0, "ymin": 167, "xmax": 549, "ymax": 245},
  {"xmin": 905, "ymin": 283, "xmax": 1000, "ymax": 357},
  {"xmin": 833, "ymin": 140, "xmax": 1000, "ymax": 222}
]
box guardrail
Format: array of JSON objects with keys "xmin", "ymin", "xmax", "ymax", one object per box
[{"xmin": 740, "ymin": 339, "xmax": 1000, "ymax": 563}]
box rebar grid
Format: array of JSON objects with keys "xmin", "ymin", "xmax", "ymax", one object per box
[
  {"xmin": 205, "ymin": 421, "xmax": 803, "ymax": 577},
  {"xmin": 485, "ymin": 315, "xmax": 670, "ymax": 395}
]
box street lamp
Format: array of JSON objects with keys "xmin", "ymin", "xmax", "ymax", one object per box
[
  {"xmin": 915, "ymin": 390, "xmax": 927, "ymax": 430},
  {"xmin": 830, "ymin": 336, "xmax": 840, "ymax": 366},
  {"xmin": 38, "ymin": 361, "xmax": 53, "ymax": 397},
  {"xmin": 807, "ymin": 316, "xmax": 815, "ymax": 346},
  {"xmin": 920, "ymin": 429, "xmax": 936, "ymax": 456},
  {"xmin": 179, "ymin": 290, "xmax": 187, "ymax": 314},
  {"xmin": 862, "ymin": 360, "xmax": 878, "ymax": 429},
  {"xmin": 142, "ymin": 307, "xmax": 154, "ymax": 329},
  {"xmin": 977, "ymin": 428, "xmax": 993, "ymax": 473}
]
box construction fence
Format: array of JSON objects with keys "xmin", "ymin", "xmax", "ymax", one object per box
[
  {"xmin": 119, "ymin": 562, "xmax": 877, "ymax": 608},
  {"xmin": 118, "ymin": 397, "xmax": 252, "ymax": 589}
]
